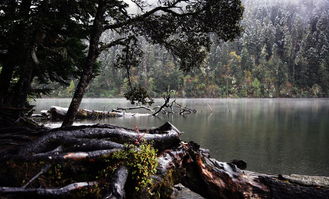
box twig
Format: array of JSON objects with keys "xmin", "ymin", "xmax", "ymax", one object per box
[
  {"xmin": 152, "ymin": 95, "xmax": 171, "ymax": 116},
  {"xmin": 22, "ymin": 164, "xmax": 51, "ymax": 188}
]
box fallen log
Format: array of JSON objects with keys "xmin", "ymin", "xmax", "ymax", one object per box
[
  {"xmin": 180, "ymin": 142, "xmax": 329, "ymax": 199},
  {"xmin": 1, "ymin": 123, "xmax": 328, "ymax": 199},
  {"xmin": 48, "ymin": 106, "xmax": 123, "ymax": 120}
]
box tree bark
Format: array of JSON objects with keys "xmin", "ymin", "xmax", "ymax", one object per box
[{"xmin": 62, "ymin": 0, "xmax": 106, "ymax": 127}]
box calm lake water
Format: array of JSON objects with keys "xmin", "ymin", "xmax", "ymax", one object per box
[{"xmin": 33, "ymin": 98, "xmax": 329, "ymax": 176}]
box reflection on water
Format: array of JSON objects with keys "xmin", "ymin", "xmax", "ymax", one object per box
[{"xmin": 33, "ymin": 98, "xmax": 329, "ymax": 176}]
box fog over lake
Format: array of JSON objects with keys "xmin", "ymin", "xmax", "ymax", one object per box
[{"xmin": 33, "ymin": 98, "xmax": 329, "ymax": 176}]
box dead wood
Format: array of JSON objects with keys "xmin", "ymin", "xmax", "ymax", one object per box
[
  {"xmin": 180, "ymin": 142, "xmax": 329, "ymax": 199},
  {"xmin": 22, "ymin": 164, "xmax": 51, "ymax": 188},
  {"xmin": 15, "ymin": 122, "xmax": 181, "ymax": 158},
  {"xmin": 0, "ymin": 123, "xmax": 328, "ymax": 199},
  {"xmin": 48, "ymin": 106, "xmax": 123, "ymax": 120},
  {"xmin": 0, "ymin": 181, "xmax": 98, "ymax": 196},
  {"xmin": 31, "ymin": 148, "xmax": 122, "ymax": 161},
  {"xmin": 103, "ymin": 166, "xmax": 129, "ymax": 199}
]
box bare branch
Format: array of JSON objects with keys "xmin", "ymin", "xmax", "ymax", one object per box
[
  {"xmin": 99, "ymin": 36, "xmax": 136, "ymax": 52},
  {"xmin": 22, "ymin": 164, "xmax": 51, "ymax": 188},
  {"xmin": 31, "ymin": 149, "xmax": 122, "ymax": 161},
  {"xmin": 0, "ymin": 181, "xmax": 98, "ymax": 196},
  {"xmin": 104, "ymin": 0, "xmax": 188, "ymax": 30},
  {"xmin": 114, "ymin": 106, "xmax": 153, "ymax": 112},
  {"xmin": 152, "ymin": 95, "xmax": 171, "ymax": 116}
]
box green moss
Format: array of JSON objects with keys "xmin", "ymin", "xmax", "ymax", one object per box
[
  {"xmin": 1, "ymin": 143, "xmax": 159, "ymax": 198},
  {"xmin": 111, "ymin": 143, "xmax": 158, "ymax": 193}
]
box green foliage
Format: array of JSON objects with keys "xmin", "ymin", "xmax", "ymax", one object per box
[
  {"xmin": 252, "ymin": 78, "xmax": 262, "ymax": 97},
  {"xmin": 112, "ymin": 143, "xmax": 158, "ymax": 193},
  {"xmin": 124, "ymin": 85, "xmax": 154, "ymax": 105}
]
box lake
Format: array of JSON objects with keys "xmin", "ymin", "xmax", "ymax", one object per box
[{"xmin": 33, "ymin": 98, "xmax": 329, "ymax": 176}]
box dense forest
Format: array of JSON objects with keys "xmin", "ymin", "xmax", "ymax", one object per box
[{"xmin": 48, "ymin": 0, "xmax": 329, "ymax": 98}]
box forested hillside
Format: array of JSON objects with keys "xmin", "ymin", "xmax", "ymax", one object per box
[{"xmin": 51, "ymin": 0, "xmax": 329, "ymax": 98}]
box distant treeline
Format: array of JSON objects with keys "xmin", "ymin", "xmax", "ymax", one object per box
[{"xmin": 50, "ymin": 0, "xmax": 329, "ymax": 98}]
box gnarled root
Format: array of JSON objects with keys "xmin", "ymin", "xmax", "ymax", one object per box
[{"xmin": 1, "ymin": 124, "xmax": 329, "ymax": 199}]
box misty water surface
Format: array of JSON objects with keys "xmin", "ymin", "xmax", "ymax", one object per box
[{"xmin": 33, "ymin": 98, "xmax": 329, "ymax": 176}]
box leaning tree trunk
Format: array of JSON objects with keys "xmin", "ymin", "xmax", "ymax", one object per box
[{"xmin": 62, "ymin": 0, "xmax": 106, "ymax": 127}]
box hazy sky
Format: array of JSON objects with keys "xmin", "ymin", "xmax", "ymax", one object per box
[{"xmin": 124, "ymin": 0, "xmax": 328, "ymax": 14}]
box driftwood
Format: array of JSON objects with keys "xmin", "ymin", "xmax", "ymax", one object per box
[
  {"xmin": 115, "ymin": 98, "xmax": 197, "ymax": 116},
  {"xmin": 112, "ymin": 93, "xmax": 197, "ymax": 117},
  {"xmin": 47, "ymin": 106, "xmax": 123, "ymax": 120},
  {"xmin": 0, "ymin": 123, "xmax": 328, "ymax": 199},
  {"xmin": 36, "ymin": 95, "xmax": 197, "ymax": 122}
]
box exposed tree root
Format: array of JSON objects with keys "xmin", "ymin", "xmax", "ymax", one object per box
[{"xmin": 0, "ymin": 123, "xmax": 328, "ymax": 199}]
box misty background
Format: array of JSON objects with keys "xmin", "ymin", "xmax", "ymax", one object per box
[{"xmin": 46, "ymin": 0, "xmax": 329, "ymax": 98}]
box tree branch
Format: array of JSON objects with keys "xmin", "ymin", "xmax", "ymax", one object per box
[
  {"xmin": 22, "ymin": 164, "xmax": 51, "ymax": 188},
  {"xmin": 104, "ymin": 0, "xmax": 188, "ymax": 30},
  {"xmin": 99, "ymin": 36, "xmax": 136, "ymax": 52},
  {"xmin": 0, "ymin": 181, "xmax": 98, "ymax": 196}
]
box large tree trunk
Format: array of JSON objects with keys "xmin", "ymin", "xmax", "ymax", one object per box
[
  {"xmin": 0, "ymin": 64, "xmax": 15, "ymax": 106},
  {"xmin": 62, "ymin": 0, "xmax": 106, "ymax": 127}
]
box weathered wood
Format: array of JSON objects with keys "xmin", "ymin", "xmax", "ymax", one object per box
[
  {"xmin": 0, "ymin": 181, "xmax": 98, "ymax": 196},
  {"xmin": 32, "ymin": 148, "xmax": 122, "ymax": 161},
  {"xmin": 10, "ymin": 122, "xmax": 181, "ymax": 160},
  {"xmin": 1, "ymin": 123, "xmax": 328, "ymax": 199},
  {"xmin": 281, "ymin": 174, "xmax": 329, "ymax": 187},
  {"xmin": 104, "ymin": 166, "xmax": 129, "ymax": 199},
  {"xmin": 22, "ymin": 164, "xmax": 51, "ymax": 188},
  {"xmin": 48, "ymin": 106, "xmax": 123, "ymax": 120},
  {"xmin": 180, "ymin": 142, "xmax": 329, "ymax": 199},
  {"xmin": 114, "ymin": 106, "xmax": 153, "ymax": 112}
]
